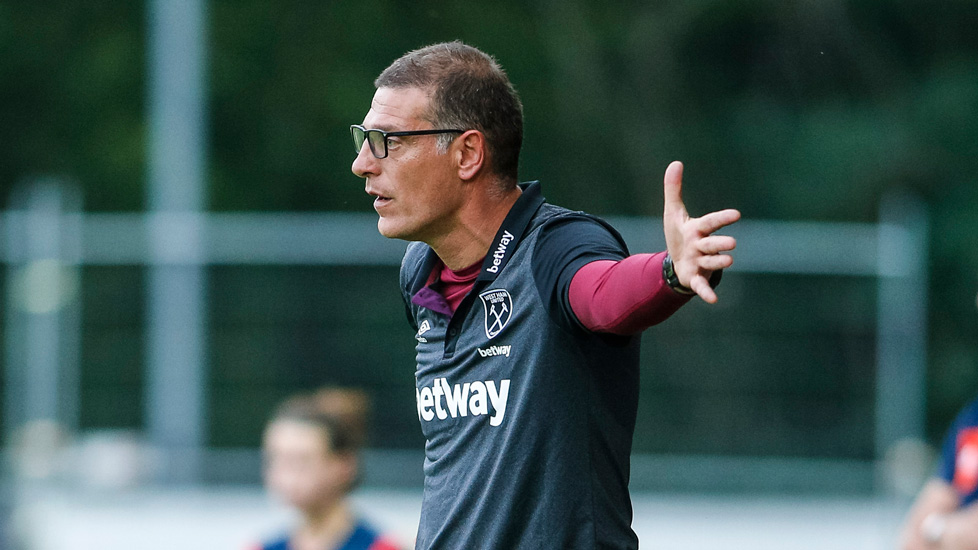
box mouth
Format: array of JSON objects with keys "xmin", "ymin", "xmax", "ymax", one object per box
[{"xmin": 365, "ymin": 184, "xmax": 392, "ymax": 209}]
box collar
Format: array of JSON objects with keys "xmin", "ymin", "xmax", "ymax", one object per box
[
  {"xmin": 476, "ymin": 181, "xmax": 545, "ymax": 282},
  {"xmin": 407, "ymin": 181, "xmax": 545, "ymax": 308}
]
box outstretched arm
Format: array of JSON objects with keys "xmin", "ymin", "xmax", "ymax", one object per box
[
  {"xmin": 569, "ymin": 252, "xmax": 690, "ymax": 335},
  {"xmin": 567, "ymin": 161, "xmax": 741, "ymax": 334},
  {"xmin": 662, "ymin": 161, "xmax": 741, "ymax": 304}
]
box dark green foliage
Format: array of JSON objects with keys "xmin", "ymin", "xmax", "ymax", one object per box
[{"xmin": 3, "ymin": 1, "xmax": 978, "ymax": 453}]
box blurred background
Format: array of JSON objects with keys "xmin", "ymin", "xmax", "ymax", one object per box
[{"xmin": 1, "ymin": 1, "xmax": 977, "ymax": 548}]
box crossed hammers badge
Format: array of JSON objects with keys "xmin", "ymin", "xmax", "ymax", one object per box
[{"xmin": 479, "ymin": 289, "xmax": 513, "ymax": 339}]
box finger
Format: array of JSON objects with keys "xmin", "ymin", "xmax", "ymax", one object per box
[
  {"xmin": 696, "ymin": 235, "xmax": 737, "ymax": 255},
  {"xmin": 697, "ymin": 254, "xmax": 734, "ymax": 272},
  {"xmin": 689, "ymin": 275, "xmax": 718, "ymax": 304},
  {"xmin": 663, "ymin": 161, "xmax": 686, "ymax": 215},
  {"xmin": 694, "ymin": 209, "xmax": 742, "ymax": 235}
]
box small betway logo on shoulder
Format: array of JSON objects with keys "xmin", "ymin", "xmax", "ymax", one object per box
[
  {"xmin": 416, "ymin": 378, "xmax": 511, "ymax": 427},
  {"xmin": 415, "ymin": 319, "xmax": 431, "ymax": 342},
  {"xmin": 477, "ymin": 345, "xmax": 511, "ymax": 358},
  {"xmin": 479, "ymin": 288, "xmax": 512, "ymax": 339},
  {"xmin": 485, "ymin": 230, "xmax": 515, "ymax": 273}
]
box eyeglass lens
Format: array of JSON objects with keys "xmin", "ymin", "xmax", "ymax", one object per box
[
  {"xmin": 351, "ymin": 126, "xmax": 388, "ymax": 159},
  {"xmin": 366, "ymin": 130, "xmax": 386, "ymax": 158}
]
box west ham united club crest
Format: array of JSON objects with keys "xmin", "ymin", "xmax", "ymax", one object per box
[{"xmin": 479, "ymin": 289, "xmax": 512, "ymax": 339}]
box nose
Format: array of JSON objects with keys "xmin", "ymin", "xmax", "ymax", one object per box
[{"xmin": 351, "ymin": 143, "xmax": 377, "ymax": 179}]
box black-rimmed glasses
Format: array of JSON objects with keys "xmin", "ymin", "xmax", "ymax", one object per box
[{"xmin": 350, "ymin": 124, "xmax": 466, "ymax": 159}]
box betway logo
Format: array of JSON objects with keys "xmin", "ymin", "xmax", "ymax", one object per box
[
  {"xmin": 485, "ymin": 230, "xmax": 515, "ymax": 273},
  {"xmin": 416, "ymin": 378, "xmax": 511, "ymax": 427},
  {"xmin": 477, "ymin": 345, "xmax": 511, "ymax": 358}
]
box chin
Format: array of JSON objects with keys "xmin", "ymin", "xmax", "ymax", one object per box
[{"xmin": 377, "ymin": 218, "xmax": 417, "ymax": 241}]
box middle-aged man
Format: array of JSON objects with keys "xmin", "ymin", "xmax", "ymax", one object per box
[{"xmin": 351, "ymin": 41, "xmax": 741, "ymax": 549}]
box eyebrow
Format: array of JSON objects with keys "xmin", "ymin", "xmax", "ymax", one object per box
[{"xmin": 369, "ymin": 124, "xmax": 425, "ymax": 133}]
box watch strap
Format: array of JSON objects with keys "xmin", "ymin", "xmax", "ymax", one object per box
[
  {"xmin": 662, "ymin": 253, "xmax": 695, "ymax": 295},
  {"xmin": 662, "ymin": 253, "xmax": 724, "ymax": 296}
]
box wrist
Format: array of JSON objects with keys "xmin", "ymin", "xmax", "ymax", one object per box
[{"xmin": 662, "ymin": 253, "xmax": 695, "ymax": 295}]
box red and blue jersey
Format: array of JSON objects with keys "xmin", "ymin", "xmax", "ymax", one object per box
[
  {"xmin": 938, "ymin": 397, "xmax": 978, "ymax": 506},
  {"xmin": 254, "ymin": 520, "xmax": 400, "ymax": 550}
]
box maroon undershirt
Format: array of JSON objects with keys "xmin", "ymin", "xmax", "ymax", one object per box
[
  {"xmin": 429, "ymin": 252, "xmax": 687, "ymax": 335},
  {"xmin": 435, "ymin": 259, "xmax": 483, "ymax": 312}
]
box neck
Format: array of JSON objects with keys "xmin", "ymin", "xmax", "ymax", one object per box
[
  {"xmin": 428, "ymin": 183, "xmax": 521, "ymax": 271},
  {"xmin": 293, "ymin": 500, "xmax": 354, "ymax": 550}
]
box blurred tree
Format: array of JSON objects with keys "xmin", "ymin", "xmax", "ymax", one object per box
[{"xmin": 0, "ymin": 2, "xmax": 145, "ymax": 211}]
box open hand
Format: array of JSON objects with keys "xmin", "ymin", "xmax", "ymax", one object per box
[{"xmin": 662, "ymin": 161, "xmax": 741, "ymax": 304}]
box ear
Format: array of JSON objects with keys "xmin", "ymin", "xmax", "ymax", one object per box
[{"xmin": 455, "ymin": 130, "xmax": 486, "ymax": 181}]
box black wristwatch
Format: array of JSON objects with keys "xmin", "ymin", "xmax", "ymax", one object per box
[
  {"xmin": 662, "ymin": 253, "xmax": 695, "ymax": 295},
  {"xmin": 662, "ymin": 253, "xmax": 724, "ymax": 296}
]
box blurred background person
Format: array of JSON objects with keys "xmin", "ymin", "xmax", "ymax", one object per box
[
  {"xmin": 899, "ymin": 293, "xmax": 978, "ymax": 550},
  {"xmin": 252, "ymin": 388, "xmax": 401, "ymax": 550}
]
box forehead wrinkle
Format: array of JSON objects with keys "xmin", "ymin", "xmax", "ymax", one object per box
[{"xmin": 363, "ymin": 87, "xmax": 432, "ymax": 131}]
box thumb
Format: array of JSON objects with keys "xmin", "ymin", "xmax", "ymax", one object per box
[{"xmin": 663, "ymin": 160, "xmax": 686, "ymax": 215}]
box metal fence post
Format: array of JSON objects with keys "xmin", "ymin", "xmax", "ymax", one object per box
[
  {"xmin": 875, "ymin": 191, "xmax": 929, "ymax": 491},
  {"xmin": 3, "ymin": 179, "xmax": 82, "ymax": 480},
  {"xmin": 146, "ymin": 0, "xmax": 208, "ymax": 484}
]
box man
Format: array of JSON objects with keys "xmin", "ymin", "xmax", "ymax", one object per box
[{"xmin": 351, "ymin": 41, "xmax": 740, "ymax": 549}]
